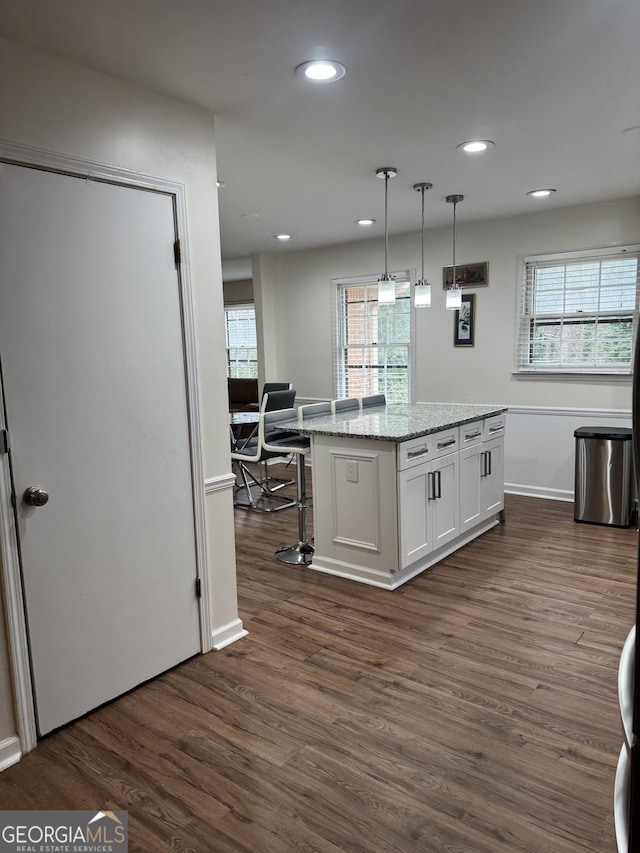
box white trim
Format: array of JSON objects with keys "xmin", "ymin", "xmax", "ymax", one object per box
[
  {"xmin": 508, "ymin": 405, "xmax": 631, "ymax": 418},
  {"xmin": 0, "ymin": 141, "xmax": 213, "ymax": 749},
  {"xmin": 0, "ymin": 736, "xmax": 22, "ymax": 772},
  {"xmin": 0, "ymin": 446, "xmax": 37, "ymax": 753},
  {"xmin": 505, "ymin": 483, "xmax": 573, "ymax": 503},
  {"xmin": 172, "ymin": 190, "xmax": 213, "ymax": 653},
  {"xmin": 204, "ymin": 473, "xmax": 237, "ymax": 495},
  {"xmin": 211, "ymin": 618, "xmax": 249, "ymax": 650},
  {"xmin": 310, "ymin": 517, "xmax": 499, "ymax": 590}
]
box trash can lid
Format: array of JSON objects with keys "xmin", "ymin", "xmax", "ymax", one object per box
[{"xmin": 574, "ymin": 426, "xmax": 633, "ymax": 439}]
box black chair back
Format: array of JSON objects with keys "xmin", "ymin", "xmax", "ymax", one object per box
[{"xmin": 262, "ymin": 389, "xmax": 296, "ymax": 412}]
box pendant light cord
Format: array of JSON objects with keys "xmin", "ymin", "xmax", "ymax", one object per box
[
  {"xmin": 384, "ymin": 171, "xmax": 389, "ymax": 278},
  {"xmin": 452, "ymin": 199, "xmax": 457, "ymax": 287},
  {"xmin": 420, "ymin": 188, "xmax": 425, "ymax": 281}
]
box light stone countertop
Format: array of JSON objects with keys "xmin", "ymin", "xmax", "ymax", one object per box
[{"xmin": 280, "ymin": 402, "xmax": 508, "ymax": 443}]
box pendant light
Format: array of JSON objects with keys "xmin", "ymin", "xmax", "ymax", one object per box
[
  {"xmin": 445, "ymin": 194, "xmax": 464, "ymax": 310},
  {"xmin": 375, "ymin": 167, "xmax": 397, "ymax": 304},
  {"xmin": 413, "ymin": 182, "xmax": 433, "ymax": 307}
]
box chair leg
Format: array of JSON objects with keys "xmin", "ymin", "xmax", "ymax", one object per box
[
  {"xmin": 275, "ymin": 452, "xmax": 314, "ymax": 565},
  {"xmin": 233, "ymin": 461, "xmax": 296, "ymax": 512}
]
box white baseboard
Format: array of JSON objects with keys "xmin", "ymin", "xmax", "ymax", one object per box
[
  {"xmin": 505, "ymin": 483, "xmax": 573, "ymax": 503},
  {"xmin": 211, "ymin": 618, "xmax": 248, "ymax": 650},
  {"xmin": 0, "ymin": 736, "xmax": 22, "ymax": 772}
]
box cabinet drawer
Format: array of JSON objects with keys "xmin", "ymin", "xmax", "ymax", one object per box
[
  {"xmin": 398, "ymin": 435, "xmax": 431, "ymax": 471},
  {"xmin": 397, "ymin": 427, "xmax": 459, "ymax": 471},
  {"xmin": 460, "ymin": 420, "xmax": 484, "ymax": 447},
  {"xmin": 484, "ymin": 414, "xmax": 505, "ymax": 438},
  {"xmin": 431, "ymin": 427, "xmax": 459, "ymax": 459}
]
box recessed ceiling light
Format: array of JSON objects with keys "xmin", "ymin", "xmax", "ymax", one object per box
[
  {"xmin": 295, "ymin": 60, "xmax": 347, "ymax": 83},
  {"xmin": 457, "ymin": 140, "xmax": 495, "ymax": 153},
  {"xmin": 216, "ymin": 180, "xmax": 226, "ymax": 188},
  {"xmin": 356, "ymin": 218, "xmax": 376, "ymax": 226},
  {"xmin": 274, "ymin": 234, "xmax": 291, "ymax": 241},
  {"xmin": 527, "ymin": 188, "xmax": 557, "ymax": 197}
]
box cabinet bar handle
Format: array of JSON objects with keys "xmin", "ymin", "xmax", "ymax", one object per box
[
  {"xmin": 465, "ymin": 430, "xmax": 482, "ymax": 440},
  {"xmin": 437, "ymin": 438, "xmax": 456, "ymax": 449},
  {"xmin": 489, "ymin": 423, "xmax": 503, "ymax": 433},
  {"xmin": 480, "ymin": 451, "xmax": 487, "ymax": 477},
  {"xmin": 428, "ymin": 471, "xmax": 436, "ymax": 500},
  {"xmin": 407, "ymin": 446, "xmax": 428, "ymax": 458},
  {"xmin": 436, "ymin": 469, "xmax": 442, "ymax": 499},
  {"xmin": 486, "ymin": 449, "xmax": 492, "ymax": 476}
]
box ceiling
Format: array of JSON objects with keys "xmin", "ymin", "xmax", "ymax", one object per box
[{"xmin": 1, "ymin": 0, "xmax": 639, "ymax": 273}]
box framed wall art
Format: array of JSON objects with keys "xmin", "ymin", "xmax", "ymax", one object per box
[
  {"xmin": 454, "ymin": 293, "xmax": 475, "ymax": 347},
  {"xmin": 443, "ymin": 261, "xmax": 488, "ymax": 289}
]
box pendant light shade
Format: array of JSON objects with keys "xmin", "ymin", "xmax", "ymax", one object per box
[
  {"xmin": 413, "ymin": 182, "xmax": 433, "ymax": 308},
  {"xmin": 376, "ymin": 167, "xmax": 397, "ymax": 304},
  {"xmin": 445, "ymin": 194, "xmax": 464, "ymax": 310},
  {"xmin": 445, "ymin": 287, "xmax": 462, "ymax": 310}
]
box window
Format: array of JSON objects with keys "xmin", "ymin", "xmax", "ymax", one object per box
[
  {"xmin": 516, "ymin": 246, "xmax": 639, "ymax": 374},
  {"xmin": 224, "ymin": 305, "xmax": 258, "ymax": 378},
  {"xmin": 333, "ymin": 274, "xmax": 412, "ymax": 402}
]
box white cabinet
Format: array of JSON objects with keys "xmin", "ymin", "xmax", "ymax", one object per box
[
  {"xmin": 398, "ymin": 451, "xmax": 460, "ymax": 569},
  {"xmin": 459, "ymin": 420, "xmax": 504, "ymax": 534},
  {"xmin": 310, "ymin": 411, "xmax": 506, "ymax": 589}
]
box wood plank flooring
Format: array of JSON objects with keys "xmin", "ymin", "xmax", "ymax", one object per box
[{"xmin": 0, "ymin": 465, "xmax": 637, "ymax": 852}]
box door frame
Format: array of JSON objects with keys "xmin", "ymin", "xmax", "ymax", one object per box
[{"xmin": 0, "ymin": 140, "xmax": 213, "ymax": 756}]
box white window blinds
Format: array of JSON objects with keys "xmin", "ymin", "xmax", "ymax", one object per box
[
  {"xmin": 225, "ymin": 305, "xmax": 258, "ymax": 378},
  {"xmin": 516, "ymin": 247, "xmax": 639, "ymax": 374},
  {"xmin": 333, "ymin": 275, "xmax": 412, "ymax": 402}
]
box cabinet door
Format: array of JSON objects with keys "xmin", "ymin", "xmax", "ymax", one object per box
[
  {"xmin": 481, "ymin": 436, "xmax": 504, "ymax": 516},
  {"xmin": 431, "ymin": 453, "xmax": 460, "ymax": 550},
  {"xmin": 398, "ymin": 463, "xmax": 432, "ymax": 568},
  {"xmin": 459, "ymin": 443, "xmax": 483, "ymax": 533}
]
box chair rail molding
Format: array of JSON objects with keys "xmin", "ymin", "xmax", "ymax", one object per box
[{"xmin": 505, "ymin": 405, "xmax": 632, "ymax": 502}]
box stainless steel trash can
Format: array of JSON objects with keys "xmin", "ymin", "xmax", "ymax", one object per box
[{"xmin": 574, "ymin": 426, "xmax": 634, "ymax": 527}]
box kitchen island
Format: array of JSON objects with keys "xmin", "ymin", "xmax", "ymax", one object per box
[{"xmin": 292, "ymin": 402, "xmax": 507, "ymax": 589}]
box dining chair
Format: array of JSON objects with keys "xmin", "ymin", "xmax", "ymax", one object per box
[{"xmin": 230, "ymin": 409, "xmax": 297, "ymax": 512}]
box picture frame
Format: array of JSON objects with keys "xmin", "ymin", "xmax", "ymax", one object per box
[
  {"xmin": 443, "ymin": 260, "xmax": 488, "ymax": 289},
  {"xmin": 454, "ymin": 293, "xmax": 475, "ymax": 347}
]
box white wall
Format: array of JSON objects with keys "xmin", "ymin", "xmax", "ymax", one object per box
[
  {"xmin": 254, "ymin": 197, "xmax": 640, "ymax": 496},
  {"xmin": 0, "ymin": 38, "xmax": 242, "ymax": 753}
]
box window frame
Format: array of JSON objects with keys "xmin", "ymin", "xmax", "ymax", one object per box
[
  {"xmin": 224, "ymin": 302, "xmax": 258, "ymax": 379},
  {"xmin": 332, "ymin": 271, "xmax": 415, "ymax": 403},
  {"xmin": 515, "ymin": 244, "xmax": 640, "ymax": 376}
]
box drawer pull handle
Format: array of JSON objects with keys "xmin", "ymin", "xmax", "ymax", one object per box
[
  {"xmin": 437, "ymin": 438, "xmax": 456, "ymax": 449},
  {"xmin": 407, "ymin": 447, "xmax": 428, "ymax": 458},
  {"xmin": 465, "ymin": 430, "xmax": 482, "ymax": 440},
  {"xmin": 489, "ymin": 424, "xmax": 503, "ymax": 433}
]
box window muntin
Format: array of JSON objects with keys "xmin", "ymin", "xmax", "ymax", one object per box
[
  {"xmin": 224, "ymin": 305, "xmax": 258, "ymax": 378},
  {"xmin": 516, "ymin": 248, "xmax": 639, "ymax": 374},
  {"xmin": 334, "ymin": 276, "xmax": 412, "ymax": 402}
]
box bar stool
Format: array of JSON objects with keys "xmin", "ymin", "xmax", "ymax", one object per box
[
  {"xmin": 331, "ymin": 397, "xmax": 359, "ymax": 414},
  {"xmin": 262, "ymin": 407, "xmax": 314, "ymax": 565},
  {"xmin": 361, "ymin": 393, "xmax": 386, "ymax": 409}
]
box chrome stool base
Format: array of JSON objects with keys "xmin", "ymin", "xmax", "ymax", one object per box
[{"xmin": 275, "ymin": 541, "xmax": 314, "ymax": 565}]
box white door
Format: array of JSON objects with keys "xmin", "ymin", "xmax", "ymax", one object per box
[{"xmin": 0, "ymin": 164, "xmax": 201, "ymax": 735}]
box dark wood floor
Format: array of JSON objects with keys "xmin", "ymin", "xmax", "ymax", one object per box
[{"xmin": 0, "ymin": 466, "xmax": 636, "ymax": 852}]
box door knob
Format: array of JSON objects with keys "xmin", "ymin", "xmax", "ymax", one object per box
[{"xmin": 23, "ymin": 486, "xmax": 49, "ymax": 507}]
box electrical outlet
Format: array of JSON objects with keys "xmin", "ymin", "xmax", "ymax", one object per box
[{"xmin": 347, "ymin": 460, "xmax": 359, "ymax": 483}]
